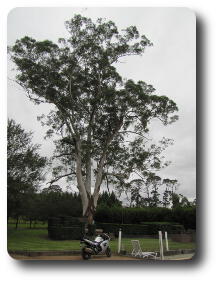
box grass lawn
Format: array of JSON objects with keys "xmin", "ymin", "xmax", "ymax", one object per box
[{"xmin": 8, "ymin": 228, "xmax": 195, "ymax": 254}]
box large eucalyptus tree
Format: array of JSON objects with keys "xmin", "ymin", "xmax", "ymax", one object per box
[{"xmin": 9, "ymin": 15, "xmax": 178, "ymax": 223}]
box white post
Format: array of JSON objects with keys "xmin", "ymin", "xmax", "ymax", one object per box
[
  {"xmin": 165, "ymin": 231, "xmax": 169, "ymax": 251},
  {"xmin": 118, "ymin": 228, "xmax": 122, "ymax": 254},
  {"xmin": 158, "ymin": 231, "xmax": 164, "ymax": 260}
]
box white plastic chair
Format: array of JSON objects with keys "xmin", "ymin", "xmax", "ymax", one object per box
[{"xmin": 131, "ymin": 240, "xmax": 157, "ymax": 259}]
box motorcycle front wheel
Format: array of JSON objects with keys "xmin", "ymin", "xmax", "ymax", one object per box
[
  {"xmin": 81, "ymin": 248, "xmax": 91, "ymax": 260},
  {"xmin": 106, "ymin": 247, "xmax": 111, "ymax": 257}
]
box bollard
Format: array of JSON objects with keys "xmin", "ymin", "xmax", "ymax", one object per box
[
  {"xmin": 158, "ymin": 231, "xmax": 164, "ymax": 260},
  {"xmin": 118, "ymin": 228, "xmax": 122, "ymax": 254},
  {"xmin": 165, "ymin": 231, "xmax": 169, "ymax": 251}
]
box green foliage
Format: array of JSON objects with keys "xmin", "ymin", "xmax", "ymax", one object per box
[
  {"xmin": 96, "ymin": 222, "xmax": 184, "ymax": 236},
  {"xmin": 97, "ymin": 191, "xmax": 122, "ymax": 207},
  {"xmin": 171, "ymin": 193, "xmax": 194, "ymax": 209},
  {"xmin": 39, "ymin": 188, "xmax": 82, "ymax": 220},
  {"xmin": 7, "ymin": 119, "xmax": 47, "ymax": 223},
  {"xmin": 128, "ymin": 177, "xmax": 180, "ymax": 208},
  {"xmin": 94, "ymin": 206, "xmax": 172, "ymax": 224},
  {"xmin": 162, "ymin": 179, "xmax": 178, "ymax": 208},
  {"xmin": 48, "ymin": 226, "xmax": 83, "ymax": 240},
  {"xmin": 172, "ymin": 207, "xmax": 196, "ymax": 230},
  {"xmin": 8, "ymin": 14, "xmax": 179, "ymax": 213},
  {"xmin": 87, "ymin": 224, "xmax": 96, "ymax": 236},
  {"xmin": 48, "ymin": 226, "xmax": 84, "ymax": 240},
  {"xmin": 48, "ymin": 216, "xmax": 85, "ymax": 240},
  {"xmin": 96, "ymin": 223, "xmax": 147, "ymax": 236},
  {"xmin": 48, "ymin": 216, "xmax": 81, "ymax": 226},
  {"xmin": 8, "ymin": 185, "xmax": 83, "ymax": 228},
  {"xmin": 94, "ymin": 206, "xmax": 196, "ymax": 230}
]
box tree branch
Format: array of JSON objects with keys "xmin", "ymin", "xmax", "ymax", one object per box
[
  {"xmin": 118, "ymin": 130, "xmax": 150, "ymax": 140},
  {"xmin": 47, "ymin": 171, "xmax": 76, "ymax": 185},
  {"xmin": 104, "ymin": 172, "xmax": 127, "ymax": 179},
  {"xmin": 53, "ymin": 153, "xmax": 73, "ymax": 158},
  {"xmin": 93, "ymin": 118, "xmax": 124, "ymax": 200}
]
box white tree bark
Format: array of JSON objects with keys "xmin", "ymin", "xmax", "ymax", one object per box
[
  {"xmin": 75, "ymin": 140, "xmax": 88, "ymax": 215},
  {"xmin": 74, "ymin": 118, "xmax": 124, "ymax": 222}
]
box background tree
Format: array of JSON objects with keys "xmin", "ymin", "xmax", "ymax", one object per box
[
  {"xmin": 171, "ymin": 192, "xmax": 194, "ymax": 208},
  {"xmin": 149, "ymin": 175, "xmax": 162, "ymax": 207},
  {"xmin": 162, "ymin": 179, "xmax": 179, "ymax": 208},
  {"xmin": 9, "ymin": 14, "xmax": 178, "ymax": 223},
  {"xmin": 7, "ymin": 118, "xmax": 47, "ymax": 228},
  {"xmin": 130, "ymin": 179, "xmax": 144, "ymax": 207},
  {"xmin": 162, "ymin": 178, "xmax": 178, "ymax": 207},
  {"xmin": 97, "ymin": 191, "xmax": 122, "ymax": 208},
  {"xmin": 39, "ymin": 185, "xmax": 82, "ymax": 220}
]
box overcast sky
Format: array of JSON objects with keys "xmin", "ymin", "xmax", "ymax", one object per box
[{"xmin": 7, "ymin": 7, "xmax": 196, "ymax": 199}]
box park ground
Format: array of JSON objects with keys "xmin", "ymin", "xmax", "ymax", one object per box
[{"xmin": 7, "ymin": 225, "xmax": 195, "ymax": 261}]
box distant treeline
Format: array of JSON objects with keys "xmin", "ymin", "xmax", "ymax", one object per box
[
  {"xmin": 8, "ymin": 185, "xmax": 196, "ymax": 230},
  {"xmin": 8, "ymin": 188, "xmax": 82, "ymax": 228},
  {"xmin": 7, "ymin": 186, "xmax": 122, "ymax": 228}
]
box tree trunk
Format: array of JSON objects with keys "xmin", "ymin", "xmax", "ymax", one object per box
[
  {"xmin": 83, "ymin": 193, "xmax": 96, "ymax": 225},
  {"xmin": 75, "ymin": 141, "xmax": 89, "ymax": 215},
  {"xmin": 87, "ymin": 211, "xmax": 94, "ymax": 225}
]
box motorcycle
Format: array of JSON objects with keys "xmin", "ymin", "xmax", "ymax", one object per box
[{"xmin": 80, "ymin": 233, "xmax": 111, "ymax": 260}]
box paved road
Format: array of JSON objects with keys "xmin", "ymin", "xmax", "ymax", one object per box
[
  {"xmin": 11, "ymin": 254, "xmax": 140, "ymax": 260},
  {"xmin": 163, "ymin": 253, "xmax": 194, "ymax": 260},
  {"xmin": 10, "ymin": 253, "xmax": 194, "ymax": 261}
]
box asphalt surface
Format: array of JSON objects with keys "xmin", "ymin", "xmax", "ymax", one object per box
[{"xmin": 10, "ymin": 253, "xmax": 194, "ymax": 261}]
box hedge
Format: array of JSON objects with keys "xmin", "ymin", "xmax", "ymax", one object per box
[
  {"xmin": 94, "ymin": 206, "xmax": 196, "ymax": 230},
  {"xmin": 87, "ymin": 224, "xmax": 96, "ymax": 236},
  {"xmin": 94, "ymin": 206, "xmax": 172, "ymax": 224},
  {"xmin": 48, "ymin": 216, "xmax": 81, "ymax": 226},
  {"xmin": 48, "ymin": 225, "xmax": 84, "ymax": 240},
  {"xmin": 48, "ymin": 216, "xmax": 85, "ymax": 240},
  {"xmin": 96, "ymin": 222, "xmax": 185, "ymax": 237},
  {"xmin": 172, "ymin": 207, "xmax": 196, "ymax": 230}
]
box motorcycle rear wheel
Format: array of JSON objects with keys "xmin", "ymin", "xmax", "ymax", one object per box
[{"xmin": 81, "ymin": 248, "xmax": 91, "ymax": 260}]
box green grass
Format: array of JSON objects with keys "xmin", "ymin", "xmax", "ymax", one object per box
[{"xmin": 8, "ymin": 228, "xmax": 195, "ymax": 254}]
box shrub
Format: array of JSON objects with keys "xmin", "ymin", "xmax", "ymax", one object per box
[
  {"xmin": 94, "ymin": 206, "xmax": 196, "ymax": 230},
  {"xmin": 172, "ymin": 207, "xmax": 196, "ymax": 230},
  {"xmin": 48, "ymin": 216, "xmax": 85, "ymax": 240},
  {"xmin": 94, "ymin": 206, "xmax": 173, "ymax": 224},
  {"xmin": 87, "ymin": 224, "xmax": 96, "ymax": 236},
  {"xmin": 48, "ymin": 225, "xmax": 84, "ymax": 240},
  {"xmin": 96, "ymin": 222, "xmax": 185, "ymax": 237},
  {"xmin": 48, "ymin": 216, "xmax": 81, "ymax": 226}
]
